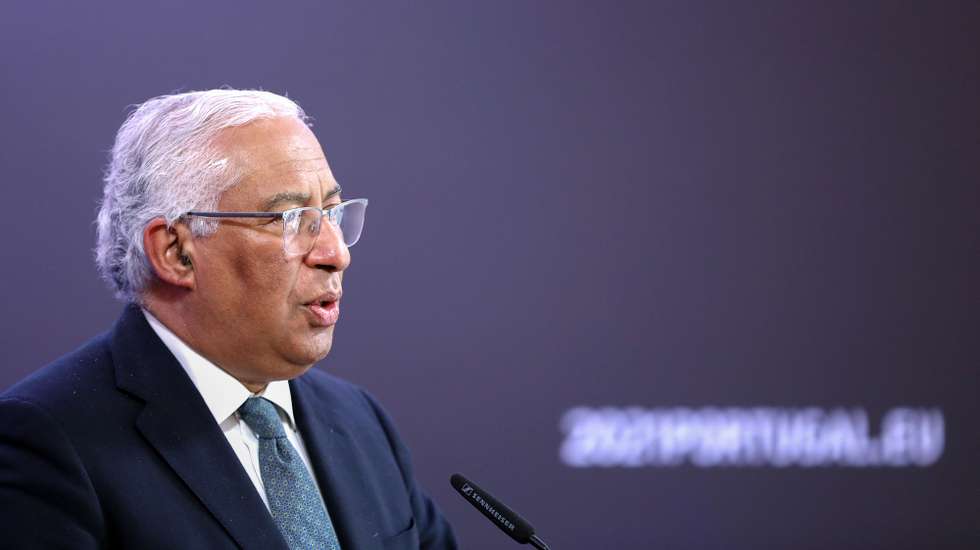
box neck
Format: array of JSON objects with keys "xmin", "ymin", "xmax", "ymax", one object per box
[
  {"xmin": 243, "ymin": 381, "xmax": 269, "ymax": 394},
  {"xmin": 142, "ymin": 291, "xmax": 270, "ymax": 395}
]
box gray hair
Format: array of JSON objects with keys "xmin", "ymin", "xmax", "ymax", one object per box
[{"xmin": 95, "ymin": 89, "xmax": 308, "ymax": 302}]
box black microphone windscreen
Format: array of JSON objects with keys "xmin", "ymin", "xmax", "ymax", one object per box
[{"xmin": 450, "ymin": 473, "xmax": 536, "ymax": 544}]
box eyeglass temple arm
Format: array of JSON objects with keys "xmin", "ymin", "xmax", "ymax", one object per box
[{"xmin": 184, "ymin": 212, "xmax": 284, "ymax": 219}]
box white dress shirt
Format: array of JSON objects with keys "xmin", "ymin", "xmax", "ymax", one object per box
[{"xmin": 142, "ymin": 309, "xmax": 325, "ymax": 510}]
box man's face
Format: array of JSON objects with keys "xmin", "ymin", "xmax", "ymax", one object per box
[{"xmin": 187, "ymin": 116, "xmax": 350, "ymax": 387}]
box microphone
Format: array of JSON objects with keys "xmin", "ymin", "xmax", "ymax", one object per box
[{"xmin": 450, "ymin": 473, "xmax": 551, "ymax": 550}]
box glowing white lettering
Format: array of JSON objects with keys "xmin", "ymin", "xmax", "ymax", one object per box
[{"xmin": 559, "ymin": 407, "xmax": 944, "ymax": 468}]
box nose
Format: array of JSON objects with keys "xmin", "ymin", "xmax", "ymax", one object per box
[{"xmin": 304, "ymin": 218, "xmax": 351, "ymax": 272}]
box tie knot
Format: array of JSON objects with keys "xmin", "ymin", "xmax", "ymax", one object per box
[{"xmin": 238, "ymin": 397, "xmax": 286, "ymax": 439}]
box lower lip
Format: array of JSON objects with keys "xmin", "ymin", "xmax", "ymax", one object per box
[{"xmin": 306, "ymin": 301, "xmax": 340, "ymax": 327}]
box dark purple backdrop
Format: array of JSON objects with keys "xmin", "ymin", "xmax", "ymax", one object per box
[{"xmin": 1, "ymin": 1, "xmax": 978, "ymax": 548}]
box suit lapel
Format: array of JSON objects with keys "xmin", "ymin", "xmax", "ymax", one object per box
[
  {"xmin": 291, "ymin": 375, "xmax": 384, "ymax": 550},
  {"xmin": 110, "ymin": 305, "xmax": 288, "ymax": 550}
]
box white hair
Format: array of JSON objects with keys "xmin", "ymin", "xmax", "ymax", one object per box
[{"xmin": 95, "ymin": 89, "xmax": 308, "ymax": 302}]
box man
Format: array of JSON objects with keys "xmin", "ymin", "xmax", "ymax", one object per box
[{"xmin": 0, "ymin": 90, "xmax": 457, "ymax": 549}]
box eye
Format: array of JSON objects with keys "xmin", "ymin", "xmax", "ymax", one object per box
[
  {"xmin": 280, "ymin": 211, "xmax": 303, "ymax": 232},
  {"xmin": 323, "ymin": 203, "xmax": 343, "ymax": 222}
]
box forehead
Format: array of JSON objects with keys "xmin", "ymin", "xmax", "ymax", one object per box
[{"xmin": 214, "ymin": 116, "xmax": 338, "ymax": 208}]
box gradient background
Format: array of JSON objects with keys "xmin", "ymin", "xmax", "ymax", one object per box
[{"xmin": 1, "ymin": 1, "xmax": 978, "ymax": 548}]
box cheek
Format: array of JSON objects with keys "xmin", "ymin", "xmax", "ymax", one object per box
[
  {"xmin": 219, "ymin": 241, "xmax": 300, "ymax": 312},
  {"xmin": 251, "ymin": 264, "xmax": 302, "ymax": 314}
]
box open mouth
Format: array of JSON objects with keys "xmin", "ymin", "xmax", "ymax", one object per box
[{"xmin": 305, "ymin": 297, "xmax": 340, "ymax": 326}]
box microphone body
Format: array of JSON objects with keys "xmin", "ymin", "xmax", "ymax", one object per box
[{"xmin": 450, "ymin": 473, "xmax": 551, "ymax": 549}]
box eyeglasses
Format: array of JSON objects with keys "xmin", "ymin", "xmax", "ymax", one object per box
[{"xmin": 183, "ymin": 198, "xmax": 368, "ymax": 256}]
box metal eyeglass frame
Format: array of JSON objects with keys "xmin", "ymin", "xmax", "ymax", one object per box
[{"xmin": 183, "ymin": 198, "xmax": 369, "ymax": 255}]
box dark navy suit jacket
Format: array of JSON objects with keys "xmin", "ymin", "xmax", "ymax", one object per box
[{"xmin": 0, "ymin": 305, "xmax": 457, "ymax": 549}]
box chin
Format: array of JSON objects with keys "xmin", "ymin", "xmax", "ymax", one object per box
[{"xmin": 286, "ymin": 328, "xmax": 335, "ymax": 366}]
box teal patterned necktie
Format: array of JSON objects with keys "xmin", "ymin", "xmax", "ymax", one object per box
[{"xmin": 238, "ymin": 397, "xmax": 341, "ymax": 550}]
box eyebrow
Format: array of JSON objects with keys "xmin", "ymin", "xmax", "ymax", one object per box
[{"xmin": 261, "ymin": 185, "xmax": 342, "ymax": 211}]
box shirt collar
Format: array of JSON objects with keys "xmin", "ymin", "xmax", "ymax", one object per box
[{"xmin": 142, "ymin": 308, "xmax": 298, "ymax": 429}]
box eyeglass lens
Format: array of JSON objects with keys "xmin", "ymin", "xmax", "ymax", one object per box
[{"xmin": 282, "ymin": 200, "xmax": 367, "ymax": 255}]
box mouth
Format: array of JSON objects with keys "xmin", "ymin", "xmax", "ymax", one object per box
[{"xmin": 303, "ymin": 292, "xmax": 341, "ymax": 327}]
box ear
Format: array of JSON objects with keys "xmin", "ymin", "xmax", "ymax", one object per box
[{"xmin": 143, "ymin": 217, "xmax": 197, "ymax": 291}]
